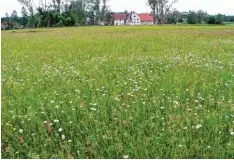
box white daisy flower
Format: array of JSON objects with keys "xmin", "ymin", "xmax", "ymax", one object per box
[
  {"xmin": 123, "ymin": 155, "xmax": 129, "ymax": 159},
  {"xmin": 54, "ymin": 119, "xmax": 59, "ymax": 123},
  {"xmin": 195, "ymin": 124, "xmax": 202, "ymax": 129},
  {"xmin": 19, "ymin": 129, "xmax": 23, "ymax": 134},
  {"xmin": 91, "ymin": 108, "xmax": 97, "ymax": 111},
  {"xmin": 61, "ymin": 135, "xmax": 65, "ymax": 140}
]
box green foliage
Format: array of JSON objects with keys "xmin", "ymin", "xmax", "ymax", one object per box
[
  {"xmin": 27, "ymin": 15, "xmax": 36, "ymax": 28},
  {"xmin": 206, "ymin": 15, "xmax": 216, "ymax": 24},
  {"xmin": 224, "ymin": 16, "xmax": 234, "ymax": 22},
  {"xmin": 21, "ymin": 7, "xmax": 28, "ymax": 28},
  {"xmin": 69, "ymin": 0, "xmax": 86, "ymax": 25},
  {"xmin": 104, "ymin": 11, "xmax": 114, "ymax": 25},
  {"xmin": 187, "ymin": 11, "xmax": 197, "ymax": 24},
  {"xmin": 56, "ymin": 20, "xmax": 64, "ymax": 27},
  {"xmin": 10, "ymin": 0, "xmax": 102, "ymax": 28},
  {"xmin": 206, "ymin": 14, "xmax": 224, "ymax": 24},
  {"xmin": 197, "ymin": 10, "xmax": 208, "ymax": 24},
  {"xmin": 64, "ymin": 17, "xmax": 75, "ymax": 26},
  {"xmin": 215, "ymin": 14, "xmax": 224, "ymax": 24},
  {"xmin": 166, "ymin": 11, "xmax": 181, "ymax": 24}
]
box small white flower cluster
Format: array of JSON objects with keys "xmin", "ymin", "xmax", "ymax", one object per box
[
  {"xmin": 91, "ymin": 108, "xmax": 97, "ymax": 111},
  {"xmin": 123, "ymin": 155, "xmax": 129, "ymax": 159},
  {"xmin": 19, "ymin": 129, "xmax": 23, "ymax": 134},
  {"xmin": 54, "ymin": 119, "xmax": 59, "ymax": 123},
  {"xmin": 61, "ymin": 135, "xmax": 65, "ymax": 140},
  {"xmin": 192, "ymin": 124, "xmax": 202, "ymax": 129}
]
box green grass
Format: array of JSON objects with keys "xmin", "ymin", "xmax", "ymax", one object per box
[
  {"xmin": 1, "ymin": 25, "xmax": 234, "ymax": 158},
  {"xmin": 224, "ymin": 22, "xmax": 234, "ymax": 26}
]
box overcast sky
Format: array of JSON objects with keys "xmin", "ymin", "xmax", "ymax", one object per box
[{"xmin": 1, "ymin": 0, "xmax": 234, "ymax": 17}]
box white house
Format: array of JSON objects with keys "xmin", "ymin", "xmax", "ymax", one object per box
[
  {"xmin": 114, "ymin": 14, "xmax": 127, "ymax": 25},
  {"xmin": 126, "ymin": 11, "xmax": 141, "ymax": 25},
  {"xmin": 114, "ymin": 12, "xmax": 155, "ymax": 26}
]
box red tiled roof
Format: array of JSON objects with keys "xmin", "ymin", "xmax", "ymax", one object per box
[
  {"xmin": 138, "ymin": 14, "xmax": 154, "ymax": 22},
  {"xmin": 114, "ymin": 14, "xmax": 128, "ymax": 20}
]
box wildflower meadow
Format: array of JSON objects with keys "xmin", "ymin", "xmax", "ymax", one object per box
[{"xmin": 1, "ymin": 26, "xmax": 234, "ymax": 158}]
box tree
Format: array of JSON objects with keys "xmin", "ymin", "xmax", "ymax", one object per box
[
  {"xmin": 187, "ymin": 11, "xmax": 197, "ymax": 24},
  {"xmin": 5, "ymin": 13, "xmax": 10, "ymax": 27},
  {"xmin": 148, "ymin": 0, "xmax": 157, "ymax": 24},
  {"xmin": 180, "ymin": 12, "xmax": 188, "ymax": 23},
  {"xmin": 206, "ymin": 15, "xmax": 215, "ymax": 24},
  {"xmin": 17, "ymin": 0, "xmax": 36, "ymax": 28},
  {"xmin": 215, "ymin": 14, "xmax": 224, "ymax": 24},
  {"xmin": 172, "ymin": 10, "xmax": 180, "ymax": 24},
  {"xmin": 166, "ymin": 10, "xmax": 179, "ymax": 24},
  {"xmin": 93, "ymin": 0, "xmax": 101, "ymax": 24},
  {"xmin": 197, "ymin": 10, "xmax": 208, "ymax": 24},
  {"xmin": 206, "ymin": 14, "xmax": 224, "ymax": 25},
  {"xmin": 101, "ymin": 0, "xmax": 109, "ymax": 24},
  {"xmin": 69, "ymin": 0, "xmax": 86, "ymax": 25},
  {"xmin": 123, "ymin": 10, "xmax": 129, "ymax": 14},
  {"xmin": 147, "ymin": 0, "xmax": 177, "ymax": 24},
  {"xmin": 11, "ymin": 10, "xmax": 19, "ymax": 28},
  {"xmin": 21, "ymin": 7, "xmax": 28, "ymax": 27},
  {"xmin": 52, "ymin": 0, "xmax": 62, "ymax": 13},
  {"xmin": 104, "ymin": 10, "xmax": 114, "ymax": 25},
  {"xmin": 224, "ymin": 16, "xmax": 234, "ymax": 22},
  {"xmin": 85, "ymin": 0, "xmax": 101, "ymax": 25}
]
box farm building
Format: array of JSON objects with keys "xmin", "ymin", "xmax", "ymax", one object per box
[
  {"xmin": 139, "ymin": 13, "xmax": 155, "ymax": 25},
  {"xmin": 114, "ymin": 14, "xmax": 128, "ymax": 26},
  {"xmin": 114, "ymin": 12, "xmax": 155, "ymax": 25},
  {"xmin": 1, "ymin": 22, "xmax": 9, "ymax": 30}
]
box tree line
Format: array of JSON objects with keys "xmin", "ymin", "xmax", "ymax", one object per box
[
  {"xmin": 1, "ymin": 0, "xmax": 234, "ymax": 30},
  {"xmin": 147, "ymin": 0, "xmax": 233, "ymax": 25},
  {"xmin": 2, "ymin": 0, "xmax": 114, "ymax": 29},
  {"xmin": 166, "ymin": 10, "xmax": 232, "ymax": 25}
]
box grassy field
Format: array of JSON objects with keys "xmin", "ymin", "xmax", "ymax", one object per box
[{"xmin": 1, "ymin": 25, "xmax": 234, "ymax": 159}]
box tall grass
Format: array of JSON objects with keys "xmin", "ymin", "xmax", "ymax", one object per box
[{"xmin": 1, "ymin": 26, "xmax": 234, "ymax": 158}]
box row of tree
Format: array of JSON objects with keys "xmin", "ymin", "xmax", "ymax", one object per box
[
  {"xmin": 2, "ymin": 0, "xmax": 114, "ymax": 29},
  {"xmin": 166, "ymin": 10, "xmax": 231, "ymax": 25},
  {"xmin": 146, "ymin": 0, "xmax": 231, "ymax": 25},
  {"xmin": 186, "ymin": 11, "xmax": 226, "ymax": 24},
  {"xmin": 1, "ymin": 0, "xmax": 234, "ymax": 29}
]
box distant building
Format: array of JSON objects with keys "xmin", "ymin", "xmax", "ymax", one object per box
[
  {"xmin": 126, "ymin": 11, "xmax": 141, "ymax": 25},
  {"xmin": 114, "ymin": 11, "xmax": 155, "ymax": 26},
  {"xmin": 114, "ymin": 14, "xmax": 127, "ymax": 25},
  {"xmin": 1, "ymin": 22, "xmax": 9, "ymax": 30},
  {"xmin": 86, "ymin": 17, "xmax": 91, "ymax": 25},
  {"xmin": 139, "ymin": 13, "xmax": 155, "ymax": 25}
]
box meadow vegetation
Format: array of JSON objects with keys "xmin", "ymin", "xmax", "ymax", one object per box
[{"xmin": 1, "ymin": 25, "xmax": 234, "ymax": 158}]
